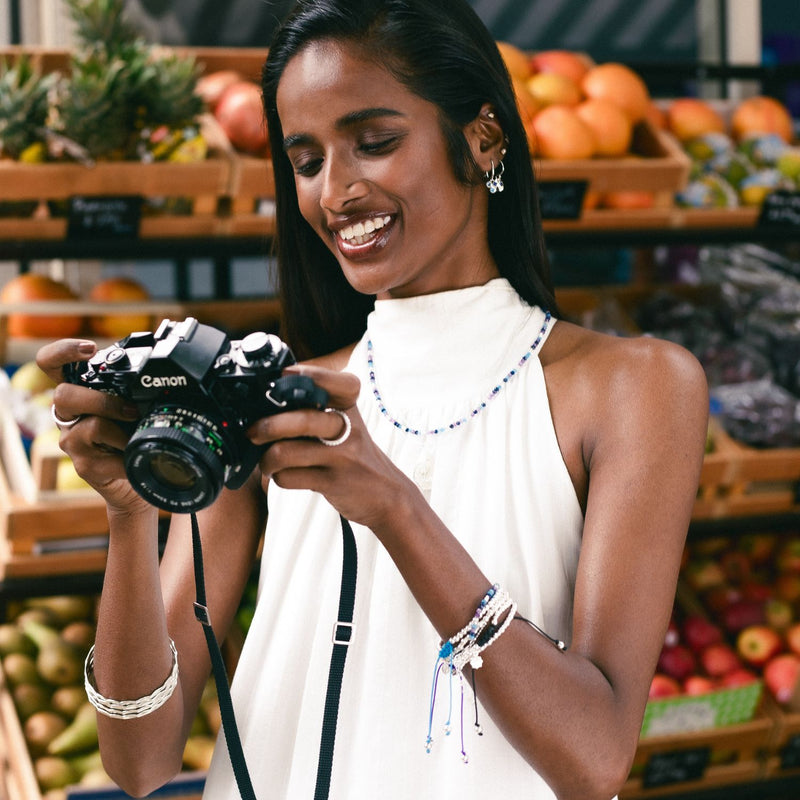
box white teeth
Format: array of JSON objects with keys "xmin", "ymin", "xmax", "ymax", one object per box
[{"xmin": 339, "ymin": 216, "xmax": 391, "ymax": 243}]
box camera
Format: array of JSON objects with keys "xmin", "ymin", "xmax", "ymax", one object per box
[{"xmin": 64, "ymin": 317, "xmax": 328, "ymax": 513}]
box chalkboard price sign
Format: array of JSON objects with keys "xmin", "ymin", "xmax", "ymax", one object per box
[
  {"xmin": 537, "ymin": 180, "xmax": 588, "ymax": 220},
  {"xmin": 757, "ymin": 189, "xmax": 800, "ymax": 228},
  {"xmin": 642, "ymin": 746, "xmax": 711, "ymax": 789},
  {"xmin": 67, "ymin": 195, "xmax": 143, "ymax": 239}
]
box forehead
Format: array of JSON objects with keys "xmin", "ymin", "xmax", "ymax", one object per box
[{"xmin": 276, "ymin": 39, "xmax": 421, "ymax": 129}]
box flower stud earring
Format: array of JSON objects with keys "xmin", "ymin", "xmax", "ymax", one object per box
[{"xmin": 485, "ymin": 159, "xmax": 505, "ymax": 194}]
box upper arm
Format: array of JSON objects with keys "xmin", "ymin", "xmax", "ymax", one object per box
[{"xmin": 570, "ymin": 337, "xmax": 709, "ymax": 729}]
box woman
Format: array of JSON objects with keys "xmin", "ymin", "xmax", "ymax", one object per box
[{"xmin": 37, "ymin": 1, "xmax": 709, "ymax": 798}]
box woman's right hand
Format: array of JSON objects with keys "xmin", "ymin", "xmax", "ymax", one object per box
[{"xmin": 36, "ymin": 338, "xmax": 152, "ymax": 517}]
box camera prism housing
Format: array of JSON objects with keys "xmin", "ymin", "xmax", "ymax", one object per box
[{"xmin": 64, "ymin": 317, "xmax": 328, "ymax": 513}]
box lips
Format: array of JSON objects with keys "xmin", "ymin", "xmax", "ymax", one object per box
[{"xmin": 333, "ymin": 214, "xmax": 393, "ymax": 258}]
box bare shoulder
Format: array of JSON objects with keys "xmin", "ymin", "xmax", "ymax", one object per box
[{"xmin": 542, "ymin": 319, "xmax": 709, "ymax": 466}]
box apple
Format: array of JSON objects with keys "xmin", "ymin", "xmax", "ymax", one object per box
[
  {"xmin": 785, "ymin": 623, "xmax": 800, "ymax": 657},
  {"xmin": 682, "ymin": 615, "xmax": 723, "ymax": 653},
  {"xmin": 720, "ymin": 668, "xmax": 759, "ymax": 688},
  {"xmin": 657, "ymin": 645, "xmax": 697, "ymax": 682},
  {"xmin": 775, "ymin": 572, "xmax": 800, "ymax": 603},
  {"xmin": 700, "ymin": 643, "xmax": 741, "ymax": 678},
  {"xmin": 683, "ymin": 559, "xmax": 726, "ymax": 592},
  {"xmin": 526, "ymin": 72, "xmax": 582, "ymax": 108},
  {"xmin": 648, "ymin": 673, "xmax": 681, "ymax": 699},
  {"xmin": 703, "ymin": 585, "xmax": 743, "ymax": 615},
  {"xmin": 720, "ymin": 599, "xmax": 765, "ymax": 634},
  {"xmin": 667, "ymin": 97, "xmax": 726, "ymax": 142},
  {"xmin": 764, "ymin": 653, "xmax": 800, "ymax": 705},
  {"xmin": 765, "ymin": 599, "xmax": 794, "ymax": 631},
  {"xmin": 683, "ymin": 675, "xmax": 717, "ymax": 696},
  {"xmin": 215, "ymin": 81, "xmax": 269, "ymax": 155},
  {"xmin": 736, "ymin": 625, "xmax": 783, "ymax": 668},
  {"xmin": 776, "ymin": 539, "xmax": 800, "ymax": 573},
  {"xmin": 529, "ymin": 50, "xmax": 592, "ymax": 86}
]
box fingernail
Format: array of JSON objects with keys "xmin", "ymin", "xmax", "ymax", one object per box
[{"xmin": 78, "ymin": 341, "xmax": 96, "ymax": 355}]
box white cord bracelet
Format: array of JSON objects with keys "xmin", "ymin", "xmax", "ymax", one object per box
[{"xmin": 85, "ymin": 639, "xmax": 179, "ymax": 719}]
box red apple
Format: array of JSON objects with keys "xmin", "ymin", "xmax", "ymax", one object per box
[
  {"xmin": 764, "ymin": 653, "xmax": 800, "ymax": 705},
  {"xmin": 683, "ymin": 675, "xmax": 717, "ymax": 696},
  {"xmin": 720, "ymin": 599, "xmax": 765, "ymax": 634},
  {"xmin": 700, "ymin": 643, "xmax": 741, "ymax": 678},
  {"xmin": 741, "ymin": 581, "xmax": 772, "ymax": 603},
  {"xmin": 682, "ymin": 615, "xmax": 723, "ymax": 653},
  {"xmin": 720, "ymin": 668, "xmax": 759, "ymax": 688},
  {"xmin": 657, "ymin": 645, "xmax": 697, "ymax": 682},
  {"xmin": 736, "ymin": 625, "xmax": 783, "ymax": 667},
  {"xmin": 649, "ymin": 673, "xmax": 681, "ymax": 699},
  {"xmin": 703, "ymin": 585, "xmax": 743, "ymax": 615},
  {"xmin": 785, "ymin": 623, "xmax": 800, "ymax": 656},
  {"xmin": 775, "ymin": 572, "xmax": 800, "ymax": 603}
]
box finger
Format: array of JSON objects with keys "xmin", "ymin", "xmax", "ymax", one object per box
[
  {"xmin": 36, "ymin": 339, "xmax": 97, "ymax": 384},
  {"xmin": 59, "ymin": 415, "xmax": 132, "ymax": 454},
  {"xmin": 283, "ymin": 364, "xmax": 360, "ymax": 409},
  {"xmin": 53, "ymin": 383, "xmax": 139, "ymax": 425},
  {"xmin": 248, "ymin": 405, "xmax": 352, "ymax": 445}
]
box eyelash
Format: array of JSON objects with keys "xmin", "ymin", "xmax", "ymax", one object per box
[{"xmin": 292, "ymin": 136, "xmax": 402, "ymax": 177}]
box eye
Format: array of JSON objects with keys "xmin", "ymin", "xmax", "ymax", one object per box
[
  {"xmin": 359, "ymin": 134, "xmax": 403, "ymax": 155},
  {"xmin": 291, "ymin": 155, "xmax": 323, "ymax": 177}
]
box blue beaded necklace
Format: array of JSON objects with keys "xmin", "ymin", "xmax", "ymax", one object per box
[{"xmin": 367, "ymin": 310, "xmax": 552, "ymax": 436}]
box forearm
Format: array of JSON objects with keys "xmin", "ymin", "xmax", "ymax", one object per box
[
  {"xmin": 92, "ymin": 507, "xmax": 189, "ymax": 795},
  {"xmin": 372, "ymin": 491, "xmax": 639, "ymax": 800}
]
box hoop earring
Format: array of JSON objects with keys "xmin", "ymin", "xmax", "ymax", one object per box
[{"xmin": 485, "ymin": 159, "xmax": 505, "ymax": 194}]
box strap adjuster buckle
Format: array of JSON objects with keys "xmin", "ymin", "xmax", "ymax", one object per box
[
  {"xmin": 332, "ymin": 621, "xmax": 354, "ymax": 646},
  {"xmin": 194, "ymin": 602, "xmax": 212, "ymax": 626}
]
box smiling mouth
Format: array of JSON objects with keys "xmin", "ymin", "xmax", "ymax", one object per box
[{"xmin": 337, "ymin": 215, "xmax": 392, "ymax": 246}]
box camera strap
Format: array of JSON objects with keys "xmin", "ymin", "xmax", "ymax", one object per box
[{"xmin": 190, "ymin": 511, "xmax": 358, "ymax": 800}]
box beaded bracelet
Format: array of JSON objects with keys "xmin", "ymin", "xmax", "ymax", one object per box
[
  {"xmin": 452, "ymin": 597, "xmax": 517, "ymax": 673},
  {"xmin": 85, "ymin": 639, "xmax": 179, "ymax": 720}
]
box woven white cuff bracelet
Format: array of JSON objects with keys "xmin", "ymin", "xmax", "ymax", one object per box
[{"xmin": 85, "ymin": 639, "xmax": 179, "ymax": 719}]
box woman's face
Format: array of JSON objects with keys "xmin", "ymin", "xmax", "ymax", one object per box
[{"xmin": 276, "ymin": 39, "xmax": 499, "ymax": 300}]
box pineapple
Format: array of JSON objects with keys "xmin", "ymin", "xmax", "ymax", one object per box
[
  {"xmin": 64, "ymin": 0, "xmax": 138, "ymax": 55},
  {"xmin": 0, "ymin": 56, "xmax": 56, "ymax": 161}
]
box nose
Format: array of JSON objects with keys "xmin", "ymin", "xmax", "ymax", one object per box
[{"xmin": 319, "ymin": 151, "xmax": 367, "ymax": 212}]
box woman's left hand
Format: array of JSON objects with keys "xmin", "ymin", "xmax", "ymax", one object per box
[{"xmin": 247, "ymin": 363, "xmax": 413, "ymax": 528}]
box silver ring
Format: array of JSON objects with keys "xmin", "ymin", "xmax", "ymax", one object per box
[
  {"xmin": 51, "ymin": 403, "xmax": 83, "ymax": 430},
  {"xmin": 318, "ymin": 408, "xmax": 351, "ymax": 447}
]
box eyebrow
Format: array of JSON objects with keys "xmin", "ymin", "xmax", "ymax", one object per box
[{"xmin": 282, "ymin": 107, "xmax": 406, "ymax": 151}]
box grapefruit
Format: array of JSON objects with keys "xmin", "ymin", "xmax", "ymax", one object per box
[
  {"xmin": 667, "ymin": 98, "xmax": 726, "ymax": 142},
  {"xmin": 582, "ymin": 62, "xmax": 651, "ymax": 124},
  {"xmin": 88, "ymin": 277, "xmax": 151, "ymax": 339},
  {"xmin": 530, "ymin": 50, "xmax": 592, "ymax": 85},
  {"xmin": 532, "ymin": 106, "xmax": 596, "ymax": 160},
  {"xmin": 576, "ymin": 98, "xmax": 633, "ymax": 156},
  {"xmin": 0, "ymin": 274, "xmax": 82, "ymax": 338},
  {"xmin": 526, "ymin": 72, "xmax": 582, "ymax": 108},
  {"xmin": 496, "ymin": 41, "xmax": 532, "ymax": 80},
  {"xmin": 731, "ymin": 96, "xmax": 794, "ymax": 143}
]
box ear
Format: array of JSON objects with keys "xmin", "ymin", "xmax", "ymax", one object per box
[{"xmin": 464, "ymin": 103, "xmax": 507, "ymax": 173}]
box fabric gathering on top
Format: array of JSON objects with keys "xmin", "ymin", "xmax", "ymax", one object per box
[{"xmin": 202, "ymin": 278, "xmax": 585, "ymax": 799}]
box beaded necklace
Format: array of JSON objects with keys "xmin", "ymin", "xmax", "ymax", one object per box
[{"xmin": 367, "ymin": 310, "xmax": 552, "ymax": 436}]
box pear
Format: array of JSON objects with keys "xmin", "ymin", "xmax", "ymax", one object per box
[
  {"xmin": 182, "ymin": 735, "xmax": 216, "ymax": 771},
  {"xmin": 34, "ymin": 756, "xmax": 78, "ymax": 792},
  {"xmin": 24, "ymin": 711, "xmax": 69, "ymax": 757},
  {"xmin": 51, "ymin": 685, "xmax": 90, "ymax": 719},
  {"xmin": 79, "ymin": 766, "xmax": 112, "ymax": 787},
  {"xmin": 69, "ymin": 748, "xmax": 104, "ymax": 779},
  {"xmin": 60, "ymin": 620, "xmax": 96, "ymax": 656},
  {"xmin": 0, "ymin": 623, "xmax": 36, "ymax": 657},
  {"xmin": 14, "ymin": 607, "xmax": 59, "ymax": 629},
  {"xmin": 12, "ymin": 683, "xmax": 52, "ymax": 721},
  {"xmin": 25, "ymin": 596, "xmax": 95, "ymax": 627},
  {"xmin": 3, "ymin": 653, "xmax": 42, "ymax": 687},
  {"xmin": 21, "ymin": 619, "xmax": 84, "ymax": 687},
  {"xmin": 48, "ymin": 702, "xmax": 98, "ymax": 756},
  {"xmin": 9, "ymin": 360, "xmax": 57, "ymax": 397}
]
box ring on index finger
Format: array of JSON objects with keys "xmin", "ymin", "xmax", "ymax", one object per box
[
  {"xmin": 318, "ymin": 408, "xmax": 351, "ymax": 447},
  {"xmin": 51, "ymin": 404, "xmax": 83, "ymax": 431}
]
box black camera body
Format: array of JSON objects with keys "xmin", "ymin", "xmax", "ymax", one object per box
[{"xmin": 65, "ymin": 317, "xmax": 328, "ymax": 513}]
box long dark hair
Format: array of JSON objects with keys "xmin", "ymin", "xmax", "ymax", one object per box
[{"xmin": 262, "ymin": 0, "xmax": 557, "ymax": 359}]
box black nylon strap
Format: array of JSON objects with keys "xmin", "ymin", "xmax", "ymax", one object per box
[
  {"xmin": 190, "ymin": 512, "xmax": 358, "ymax": 800},
  {"xmin": 191, "ymin": 512, "xmax": 257, "ymax": 800},
  {"xmin": 313, "ymin": 516, "xmax": 357, "ymax": 800}
]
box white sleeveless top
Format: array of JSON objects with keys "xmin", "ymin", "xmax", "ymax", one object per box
[{"xmin": 203, "ymin": 278, "xmax": 584, "ymax": 799}]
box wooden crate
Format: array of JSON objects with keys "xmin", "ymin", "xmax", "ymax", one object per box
[
  {"xmin": 695, "ymin": 419, "xmax": 800, "ymax": 520},
  {"xmin": 620, "ymin": 707, "xmax": 774, "ymax": 799}
]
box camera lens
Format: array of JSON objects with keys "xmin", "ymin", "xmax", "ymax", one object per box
[{"xmin": 124, "ymin": 407, "xmax": 232, "ymax": 513}]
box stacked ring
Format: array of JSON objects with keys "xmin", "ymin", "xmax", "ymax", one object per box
[
  {"xmin": 51, "ymin": 404, "xmax": 83, "ymax": 431},
  {"xmin": 318, "ymin": 408, "xmax": 351, "ymax": 447}
]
